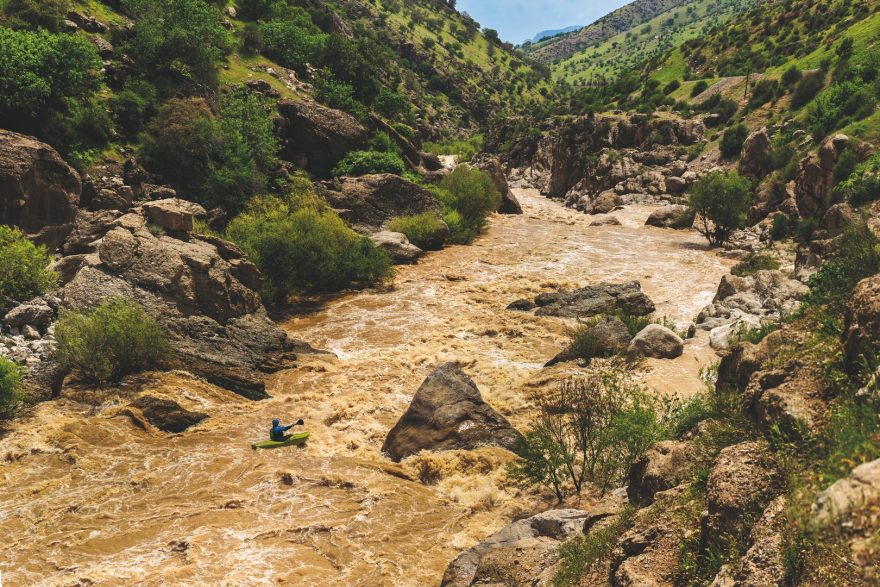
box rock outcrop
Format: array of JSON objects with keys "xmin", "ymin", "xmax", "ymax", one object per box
[
  {"xmin": 545, "ymin": 315, "xmax": 631, "ymax": 366},
  {"xmin": 794, "ymin": 134, "xmax": 849, "ymax": 219},
  {"xmin": 844, "ymin": 274, "xmax": 880, "ymax": 367},
  {"xmin": 0, "ymin": 130, "xmax": 81, "ymax": 249},
  {"xmin": 382, "ymin": 363, "xmax": 521, "ymax": 462},
  {"xmin": 627, "ymin": 440, "xmax": 696, "ymax": 506},
  {"xmin": 57, "ymin": 209, "xmax": 301, "ymax": 399},
  {"xmin": 369, "ymin": 231, "xmax": 423, "ymax": 263},
  {"xmin": 526, "ymin": 281, "xmax": 655, "ymax": 318},
  {"xmin": 738, "ymin": 128, "xmax": 772, "ymax": 178},
  {"xmin": 277, "ymin": 99, "xmax": 367, "ymax": 177},
  {"xmin": 317, "ymin": 174, "xmax": 444, "ymax": 234},
  {"xmin": 475, "ymin": 157, "xmax": 523, "ymax": 214}
]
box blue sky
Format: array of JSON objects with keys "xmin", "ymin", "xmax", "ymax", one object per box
[{"xmin": 456, "ymin": 0, "xmax": 630, "ymax": 43}]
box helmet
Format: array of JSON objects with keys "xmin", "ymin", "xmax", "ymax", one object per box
[{"xmin": 272, "ymin": 419, "xmax": 280, "ymax": 426}]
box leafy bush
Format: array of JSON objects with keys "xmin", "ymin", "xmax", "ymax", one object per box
[
  {"xmin": 121, "ymin": 0, "xmax": 231, "ymax": 91},
  {"xmin": 771, "ymin": 213, "xmax": 796, "ymax": 241},
  {"xmin": 509, "ymin": 367, "xmax": 662, "ymax": 500},
  {"xmin": 423, "ymin": 135, "xmax": 484, "ymax": 162},
  {"xmin": 0, "ymin": 357, "xmax": 25, "ymax": 418},
  {"xmin": 731, "ymin": 253, "xmax": 780, "ymax": 277},
  {"xmin": 140, "ymin": 89, "xmax": 279, "ymax": 213},
  {"xmin": 0, "ymin": 225, "xmax": 57, "ymax": 302},
  {"xmin": 55, "ymin": 299, "xmax": 171, "ymax": 385},
  {"xmin": 0, "ymin": 28, "xmax": 101, "ymax": 138},
  {"xmin": 433, "ymin": 166, "xmax": 501, "ymax": 244},
  {"xmin": 691, "ymin": 80, "xmax": 709, "ymax": 97},
  {"xmin": 260, "ymin": 12, "xmax": 325, "ymax": 74},
  {"xmin": 332, "ymin": 150, "xmax": 406, "ymax": 177},
  {"xmin": 833, "ymin": 153, "xmax": 880, "ymax": 206},
  {"xmin": 806, "ymin": 220, "xmax": 880, "ymax": 308},
  {"xmin": 2, "ymin": 0, "xmax": 69, "ymax": 31},
  {"xmin": 791, "ymin": 70, "xmax": 825, "ymax": 109},
  {"xmin": 782, "ymin": 66, "xmax": 802, "ymax": 88},
  {"xmin": 688, "ymin": 171, "xmax": 754, "ymax": 246},
  {"xmin": 720, "ymin": 124, "xmax": 749, "ymax": 159},
  {"xmin": 225, "ymin": 192, "xmax": 393, "ymax": 300},
  {"xmin": 111, "ymin": 79, "xmax": 160, "ymax": 136},
  {"xmin": 237, "ymin": 0, "xmax": 289, "ymax": 21},
  {"xmin": 663, "ymin": 80, "xmax": 681, "ymax": 95},
  {"xmin": 386, "ymin": 213, "xmax": 448, "ymax": 250}
]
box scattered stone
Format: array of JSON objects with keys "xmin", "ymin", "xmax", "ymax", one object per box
[
  {"xmin": 382, "ymin": 363, "xmax": 522, "ymax": 462},
  {"xmin": 506, "ymin": 299, "xmax": 536, "ymax": 311},
  {"xmin": 141, "ymin": 198, "xmax": 207, "ymax": 233}
]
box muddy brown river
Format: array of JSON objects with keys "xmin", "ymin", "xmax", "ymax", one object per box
[{"xmin": 0, "ymin": 190, "xmax": 734, "ymax": 586}]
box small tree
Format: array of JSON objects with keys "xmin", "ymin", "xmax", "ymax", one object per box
[
  {"xmin": 688, "ymin": 171, "xmax": 754, "ymax": 246},
  {"xmin": 720, "ymin": 123, "xmax": 749, "ymax": 158},
  {"xmin": 509, "ymin": 364, "xmax": 661, "ymax": 500}
]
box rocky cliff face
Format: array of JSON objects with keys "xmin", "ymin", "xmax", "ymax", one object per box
[
  {"xmin": 0, "ymin": 132, "xmax": 311, "ymax": 399},
  {"xmin": 503, "ymin": 114, "xmax": 705, "ymax": 212}
]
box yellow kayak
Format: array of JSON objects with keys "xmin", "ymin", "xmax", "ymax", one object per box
[{"xmin": 251, "ymin": 432, "xmax": 310, "ymax": 450}]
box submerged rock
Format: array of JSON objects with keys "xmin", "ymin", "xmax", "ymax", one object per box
[
  {"xmin": 370, "ymin": 231, "xmax": 423, "ymax": 263},
  {"xmin": 127, "ymin": 396, "xmax": 208, "ymax": 433},
  {"xmin": 533, "ymin": 281, "xmax": 655, "ymax": 319},
  {"xmin": 382, "ymin": 363, "xmax": 521, "ymax": 462},
  {"xmin": 645, "ymin": 205, "xmax": 695, "ymax": 229}
]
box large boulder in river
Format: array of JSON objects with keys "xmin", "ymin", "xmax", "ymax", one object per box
[
  {"xmin": 382, "ymin": 363, "xmax": 521, "ymax": 462},
  {"xmin": 535, "ymin": 281, "xmax": 655, "ymax": 318},
  {"xmin": 0, "ymin": 130, "xmax": 81, "ymax": 249},
  {"xmin": 645, "ymin": 205, "xmax": 695, "ymax": 229},
  {"xmin": 627, "ymin": 324, "xmax": 684, "ymax": 359},
  {"xmin": 317, "ymin": 174, "xmax": 444, "ymax": 234},
  {"xmin": 369, "ymin": 231, "xmax": 423, "ymax": 263},
  {"xmin": 277, "ymin": 99, "xmax": 367, "ymax": 177}
]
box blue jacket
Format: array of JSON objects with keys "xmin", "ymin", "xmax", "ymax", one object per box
[{"xmin": 270, "ymin": 423, "xmax": 293, "ymax": 441}]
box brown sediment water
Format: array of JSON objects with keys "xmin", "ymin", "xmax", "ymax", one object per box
[{"xmin": 0, "ymin": 190, "xmax": 734, "ymax": 586}]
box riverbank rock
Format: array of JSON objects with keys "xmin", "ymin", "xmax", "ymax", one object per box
[
  {"xmin": 628, "ymin": 324, "xmax": 684, "ymax": 359},
  {"xmin": 532, "ymin": 281, "xmax": 655, "ymax": 318},
  {"xmin": 317, "ymin": 174, "xmax": 444, "ymax": 234},
  {"xmin": 277, "ymin": 99, "xmax": 367, "ymax": 177},
  {"xmin": 0, "ymin": 130, "xmax": 81, "ymax": 249},
  {"xmin": 475, "ymin": 157, "xmax": 523, "ymax": 214},
  {"xmin": 382, "ymin": 363, "xmax": 521, "ymax": 462},
  {"xmin": 544, "ymin": 315, "xmax": 631, "ymax": 367},
  {"xmin": 441, "ymin": 508, "xmax": 622, "ymax": 587},
  {"xmin": 645, "ymin": 205, "xmax": 695, "ymax": 229},
  {"xmin": 370, "ymin": 231, "xmax": 423, "ymax": 263},
  {"xmin": 738, "ymin": 128, "xmax": 772, "ymax": 178},
  {"xmin": 627, "ymin": 440, "xmax": 696, "ymax": 506},
  {"xmin": 56, "ymin": 204, "xmax": 303, "ymax": 399},
  {"xmin": 140, "ymin": 198, "xmax": 206, "ymax": 233},
  {"xmin": 127, "ymin": 396, "xmax": 208, "ymax": 433},
  {"xmin": 844, "ymin": 274, "xmax": 880, "ymax": 367},
  {"xmin": 715, "ymin": 495, "xmax": 787, "ymax": 587},
  {"xmin": 703, "ymin": 441, "xmax": 781, "ymax": 548}
]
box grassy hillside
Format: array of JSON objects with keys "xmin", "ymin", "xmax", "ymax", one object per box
[
  {"xmin": 525, "ymin": 0, "xmax": 693, "ymax": 64},
  {"xmin": 552, "ymin": 0, "xmax": 755, "ymax": 86}
]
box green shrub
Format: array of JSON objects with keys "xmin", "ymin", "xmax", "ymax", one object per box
[
  {"xmin": 386, "ymin": 213, "xmax": 448, "ymax": 250},
  {"xmin": 0, "ymin": 28, "xmax": 101, "ymax": 138},
  {"xmin": 226, "ymin": 193, "xmax": 394, "ymax": 300},
  {"xmin": 332, "ymin": 150, "xmax": 406, "ymax": 177},
  {"xmin": 782, "ymin": 65, "xmax": 802, "ymax": 88},
  {"xmin": 260, "ymin": 13, "xmax": 326, "ymax": 74},
  {"xmin": 0, "ymin": 225, "xmax": 57, "ymax": 302},
  {"xmin": 731, "ymin": 253, "xmax": 780, "ymax": 277},
  {"xmin": 688, "ymin": 171, "xmax": 754, "ymax": 246},
  {"xmin": 237, "ymin": 0, "xmax": 289, "ymax": 21},
  {"xmin": 798, "ymin": 215, "xmax": 820, "ymax": 243},
  {"xmin": 121, "ymin": 0, "xmax": 231, "ymax": 91},
  {"xmin": 0, "ymin": 357, "xmax": 25, "ymax": 418},
  {"xmin": 791, "ymin": 70, "xmax": 825, "ymax": 109},
  {"xmin": 806, "ymin": 220, "xmax": 880, "ymax": 308},
  {"xmin": 112, "ymin": 79, "xmax": 161, "ymax": 136},
  {"xmin": 423, "ymin": 135, "xmax": 484, "ymax": 162},
  {"xmin": 720, "ymin": 124, "xmax": 749, "ymax": 159},
  {"xmin": 55, "ymin": 299, "xmax": 171, "ymax": 385},
  {"xmin": 663, "ymin": 79, "xmax": 681, "ymax": 95},
  {"xmin": 433, "ymin": 166, "xmax": 502, "ymax": 244},
  {"xmin": 833, "ymin": 153, "xmax": 880, "ymax": 206},
  {"xmin": 367, "ymin": 131, "xmax": 400, "ymax": 155},
  {"xmin": 691, "ymin": 80, "xmax": 709, "ymax": 97},
  {"xmin": 771, "ymin": 213, "xmax": 794, "ymax": 240},
  {"xmin": 2, "ymin": 0, "xmax": 69, "ymax": 31}
]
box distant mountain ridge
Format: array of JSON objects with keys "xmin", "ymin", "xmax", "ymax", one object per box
[
  {"xmin": 529, "ymin": 26, "xmax": 583, "ymax": 44},
  {"xmin": 528, "ymin": 0, "xmax": 692, "ymax": 63}
]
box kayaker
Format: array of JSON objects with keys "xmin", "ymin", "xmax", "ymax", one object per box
[{"xmin": 270, "ymin": 418, "xmax": 304, "ymax": 442}]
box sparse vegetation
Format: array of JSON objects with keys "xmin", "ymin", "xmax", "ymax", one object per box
[
  {"xmin": 386, "ymin": 213, "xmax": 448, "ymax": 250},
  {"xmin": 688, "ymin": 171, "xmax": 754, "ymax": 246},
  {"xmin": 432, "ymin": 166, "xmax": 501, "ymax": 244},
  {"xmin": 0, "ymin": 225, "xmax": 57, "ymax": 302},
  {"xmin": 0, "ymin": 357, "xmax": 25, "ymax": 418},
  {"xmin": 731, "ymin": 253, "xmax": 780, "ymax": 277}
]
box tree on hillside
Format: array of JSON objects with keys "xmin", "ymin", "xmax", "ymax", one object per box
[{"xmin": 688, "ymin": 171, "xmax": 754, "ymax": 246}]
